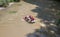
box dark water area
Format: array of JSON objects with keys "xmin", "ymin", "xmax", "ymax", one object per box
[{"xmin": 23, "ymin": 0, "xmax": 60, "ymax": 37}]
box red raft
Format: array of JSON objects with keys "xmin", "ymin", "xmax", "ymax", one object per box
[{"xmin": 24, "ymin": 15, "xmax": 35, "ymax": 23}]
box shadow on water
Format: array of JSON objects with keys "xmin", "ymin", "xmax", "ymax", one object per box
[
  {"xmin": 23, "ymin": 0, "xmax": 60, "ymax": 25},
  {"xmin": 23, "ymin": 0, "xmax": 60, "ymax": 37},
  {"xmin": 26, "ymin": 26, "xmax": 57, "ymax": 37}
]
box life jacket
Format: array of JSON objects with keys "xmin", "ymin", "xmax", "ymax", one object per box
[{"xmin": 29, "ymin": 15, "xmax": 34, "ymax": 21}]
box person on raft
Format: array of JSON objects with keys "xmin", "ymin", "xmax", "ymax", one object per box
[{"xmin": 24, "ymin": 15, "xmax": 35, "ymax": 23}]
